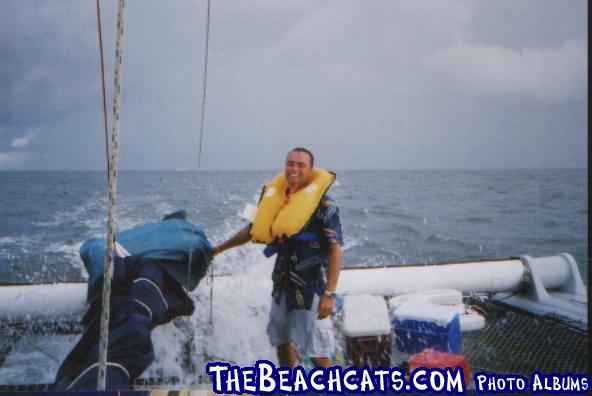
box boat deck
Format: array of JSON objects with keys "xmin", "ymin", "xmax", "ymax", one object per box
[
  {"xmin": 0, "ymin": 297, "xmax": 587, "ymax": 392},
  {"xmin": 389, "ymin": 297, "xmax": 588, "ymax": 381}
]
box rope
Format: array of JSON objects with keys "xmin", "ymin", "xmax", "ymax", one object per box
[
  {"xmin": 202, "ymin": 0, "xmax": 214, "ymax": 334},
  {"xmin": 186, "ymin": 0, "xmax": 213, "ymax": 331},
  {"xmin": 97, "ymin": 0, "xmax": 126, "ymax": 390},
  {"xmin": 95, "ymin": 0, "xmax": 110, "ymax": 183}
]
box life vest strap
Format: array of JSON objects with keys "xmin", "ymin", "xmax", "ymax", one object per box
[{"xmin": 262, "ymin": 232, "xmax": 321, "ymax": 257}]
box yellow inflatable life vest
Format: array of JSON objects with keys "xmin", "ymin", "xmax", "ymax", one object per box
[{"xmin": 250, "ymin": 169, "xmax": 336, "ymax": 244}]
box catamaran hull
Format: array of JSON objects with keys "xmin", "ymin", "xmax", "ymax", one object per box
[{"xmin": 1, "ymin": 254, "xmax": 585, "ymax": 328}]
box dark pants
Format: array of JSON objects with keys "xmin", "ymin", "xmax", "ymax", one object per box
[{"xmin": 54, "ymin": 258, "xmax": 193, "ymax": 391}]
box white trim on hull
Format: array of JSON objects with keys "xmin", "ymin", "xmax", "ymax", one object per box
[
  {"xmin": 338, "ymin": 259, "xmax": 527, "ymax": 296},
  {"xmin": 0, "ymin": 282, "xmax": 87, "ymax": 320},
  {"xmin": 0, "ymin": 254, "xmax": 586, "ymax": 328}
]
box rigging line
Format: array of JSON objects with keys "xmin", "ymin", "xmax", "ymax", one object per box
[
  {"xmin": 29, "ymin": 341, "xmax": 61, "ymax": 364},
  {"xmin": 97, "ymin": 0, "xmax": 126, "ymax": 391},
  {"xmin": 96, "ymin": 0, "xmax": 110, "ymax": 183},
  {"xmin": 185, "ymin": 0, "xmax": 213, "ymax": 331}
]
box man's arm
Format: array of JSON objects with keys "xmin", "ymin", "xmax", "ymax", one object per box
[
  {"xmin": 317, "ymin": 243, "xmax": 341, "ymax": 319},
  {"xmin": 212, "ymin": 225, "xmax": 251, "ymax": 257}
]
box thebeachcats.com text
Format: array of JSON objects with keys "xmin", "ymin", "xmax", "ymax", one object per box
[{"xmin": 205, "ymin": 361, "xmax": 590, "ymax": 395}]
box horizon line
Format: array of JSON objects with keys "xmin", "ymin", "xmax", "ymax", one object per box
[{"xmin": 0, "ymin": 167, "xmax": 587, "ymax": 172}]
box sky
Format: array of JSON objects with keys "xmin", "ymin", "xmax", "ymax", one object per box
[{"xmin": 0, "ymin": 0, "xmax": 587, "ymax": 170}]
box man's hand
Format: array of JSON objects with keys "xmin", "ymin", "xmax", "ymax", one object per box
[
  {"xmin": 208, "ymin": 246, "xmax": 220, "ymax": 261},
  {"xmin": 317, "ymin": 243, "xmax": 341, "ymax": 320},
  {"xmin": 317, "ymin": 294, "xmax": 334, "ymax": 319},
  {"xmin": 210, "ymin": 226, "xmax": 251, "ymax": 260}
]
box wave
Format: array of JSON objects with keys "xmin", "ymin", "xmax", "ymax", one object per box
[
  {"xmin": 385, "ymin": 222, "xmax": 421, "ymax": 237},
  {"xmin": 343, "ymin": 238, "xmax": 402, "ymax": 267},
  {"xmin": 462, "ymin": 216, "xmax": 493, "ymax": 224},
  {"xmin": 0, "ymin": 169, "xmax": 587, "ymax": 288},
  {"xmin": 425, "ymin": 233, "xmax": 474, "ymax": 250}
]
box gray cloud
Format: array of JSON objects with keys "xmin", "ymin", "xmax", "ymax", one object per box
[
  {"xmin": 0, "ymin": 2, "xmax": 100, "ymax": 127},
  {"xmin": 421, "ymin": 40, "xmax": 586, "ymax": 103},
  {"xmin": 0, "ymin": 0, "xmax": 587, "ymax": 170},
  {"xmin": 0, "ymin": 151, "xmax": 28, "ymax": 169},
  {"xmin": 10, "ymin": 128, "xmax": 39, "ymax": 148}
]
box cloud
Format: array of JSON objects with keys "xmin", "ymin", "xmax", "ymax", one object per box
[
  {"xmin": 0, "ymin": 152, "xmax": 28, "ymax": 168},
  {"xmin": 11, "ymin": 129, "xmax": 39, "ymax": 148},
  {"xmin": 420, "ymin": 40, "xmax": 586, "ymax": 103},
  {"xmin": 0, "ymin": 1, "xmax": 586, "ymax": 170},
  {"xmin": 0, "ymin": 1, "xmax": 99, "ymax": 128}
]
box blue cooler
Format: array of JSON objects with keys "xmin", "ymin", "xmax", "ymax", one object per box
[{"xmin": 393, "ymin": 303, "xmax": 461, "ymax": 354}]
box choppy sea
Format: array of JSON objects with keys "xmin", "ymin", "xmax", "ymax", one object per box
[
  {"xmin": 0, "ymin": 169, "xmax": 588, "ymax": 385},
  {"xmin": 1, "ymin": 169, "xmax": 587, "ymax": 284}
]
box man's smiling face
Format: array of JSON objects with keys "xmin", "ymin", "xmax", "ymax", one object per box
[{"xmin": 285, "ymin": 150, "xmax": 314, "ymax": 191}]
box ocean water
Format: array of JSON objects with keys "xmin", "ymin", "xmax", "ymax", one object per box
[
  {"xmin": 0, "ymin": 169, "xmax": 588, "ymax": 385},
  {"xmin": 0, "ymin": 169, "xmax": 587, "ymax": 283}
]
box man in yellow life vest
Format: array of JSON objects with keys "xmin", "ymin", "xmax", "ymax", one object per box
[{"xmin": 212, "ymin": 147, "xmax": 343, "ymax": 368}]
